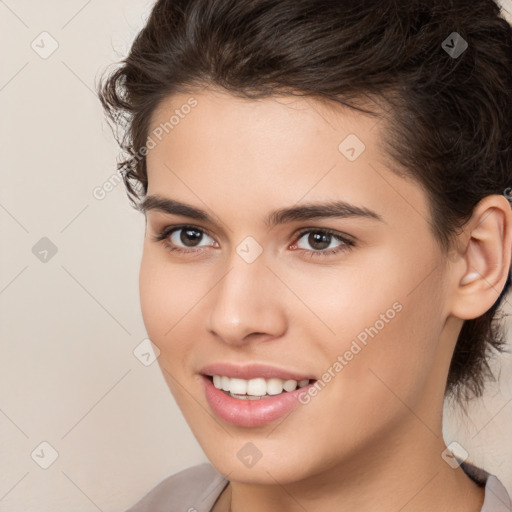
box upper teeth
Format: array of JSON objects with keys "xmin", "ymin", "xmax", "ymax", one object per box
[{"xmin": 212, "ymin": 376, "xmax": 310, "ymax": 396}]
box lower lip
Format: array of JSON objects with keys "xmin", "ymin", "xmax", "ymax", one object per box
[{"xmin": 201, "ymin": 375, "xmax": 315, "ymax": 428}]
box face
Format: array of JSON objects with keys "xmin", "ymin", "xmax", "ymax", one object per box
[{"xmin": 139, "ymin": 88, "xmax": 454, "ymax": 485}]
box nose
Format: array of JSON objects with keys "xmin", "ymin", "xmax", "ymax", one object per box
[{"xmin": 205, "ymin": 255, "xmax": 288, "ymax": 347}]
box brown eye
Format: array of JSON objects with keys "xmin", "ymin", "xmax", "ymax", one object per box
[
  {"xmin": 295, "ymin": 230, "xmax": 344, "ymax": 251},
  {"xmin": 168, "ymin": 227, "xmax": 215, "ymax": 248},
  {"xmin": 291, "ymin": 228, "xmax": 355, "ymax": 259},
  {"xmin": 176, "ymin": 228, "xmax": 204, "ymax": 247},
  {"xmin": 152, "ymin": 224, "xmax": 218, "ymax": 254},
  {"xmin": 305, "ymin": 231, "xmax": 332, "ymax": 250}
]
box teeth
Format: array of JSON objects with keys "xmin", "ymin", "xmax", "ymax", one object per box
[
  {"xmin": 283, "ymin": 379, "xmax": 298, "ymax": 392},
  {"xmin": 247, "ymin": 378, "xmax": 267, "ymax": 396},
  {"xmin": 211, "ymin": 375, "xmax": 311, "ymax": 396},
  {"xmin": 213, "ymin": 375, "xmax": 222, "ymax": 389},
  {"xmin": 230, "ymin": 378, "xmax": 248, "ymax": 395},
  {"xmin": 266, "ymin": 378, "xmax": 284, "ymax": 395}
]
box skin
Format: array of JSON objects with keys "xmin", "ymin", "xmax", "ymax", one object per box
[{"xmin": 138, "ymin": 87, "xmax": 512, "ymax": 512}]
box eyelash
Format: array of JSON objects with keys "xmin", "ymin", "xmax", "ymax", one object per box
[{"xmin": 151, "ymin": 225, "xmax": 355, "ymax": 259}]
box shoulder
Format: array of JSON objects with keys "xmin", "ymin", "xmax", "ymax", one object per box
[
  {"xmin": 461, "ymin": 460, "xmax": 512, "ymax": 511},
  {"xmin": 124, "ymin": 462, "xmax": 229, "ymax": 512},
  {"xmin": 481, "ymin": 475, "xmax": 512, "ymax": 511}
]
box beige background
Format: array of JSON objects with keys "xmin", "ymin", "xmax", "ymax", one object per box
[{"xmin": 1, "ymin": 1, "xmax": 511, "ymax": 511}]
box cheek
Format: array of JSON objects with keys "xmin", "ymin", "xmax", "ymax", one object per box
[
  {"xmin": 289, "ymin": 247, "xmax": 444, "ymax": 405},
  {"xmin": 138, "ymin": 246, "xmax": 221, "ymax": 391},
  {"xmin": 291, "ymin": 289, "xmax": 443, "ymax": 456},
  {"xmin": 139, "ymin": 246, "xmax": 204, "ymax": 340},
  {"xmin": 139, "ymin": 251, "xmax": 193, "ymax": 399},
  {"xmin": 139, "ymin": 252, "xmax": 169, "ymax": 339}
]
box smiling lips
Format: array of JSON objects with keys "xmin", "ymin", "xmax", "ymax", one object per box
[{"xmin": 199, "ymin": 362, "xmax": 317, "ymax": 426}]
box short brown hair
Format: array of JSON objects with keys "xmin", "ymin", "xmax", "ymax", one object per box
[{"xmin": 97, "ymin": 0, "xmax": 512, "ymax": 404}]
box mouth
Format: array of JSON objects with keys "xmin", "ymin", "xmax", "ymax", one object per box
[
  {"xmin": 204, "ymin": 374, "xmax": 315, "ymax": 400},
  {"xmin": 198, "ymin": 362, "xmax": 318, "ymax": 426},
  {"xmin": 199, "ymin": 366, "xmax": 318, "ymax": 427}
]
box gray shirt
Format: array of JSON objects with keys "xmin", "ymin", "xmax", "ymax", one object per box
[{"xmin": 125, "ymin": 461, "xmax": 512, "ymax": 512}]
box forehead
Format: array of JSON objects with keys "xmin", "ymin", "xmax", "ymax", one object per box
[
  {"xmin": 147, "ymin": 89, "xmax": 376, "ymax": 154},
  {"xmin": 145, "ymin": 89, "xmax": 430, "ymax": 230}
]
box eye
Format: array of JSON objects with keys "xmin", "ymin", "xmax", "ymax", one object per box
[
  {"xmin": 169, "ymin": 226, "xmax": 214, "ymax": 247},
  {"xmin": 291, "ymin": 228, "xmax": 354, "ymax": 258},
  {"xmin": 152, "ymin": 225, "xmax": 217, "ymax": 254}
]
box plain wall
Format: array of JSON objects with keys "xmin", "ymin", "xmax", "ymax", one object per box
[{"xmin": 1, "ymin": 1, "xmax": 511, "ymax": 510}]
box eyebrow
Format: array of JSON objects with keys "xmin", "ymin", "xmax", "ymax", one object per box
[{"xmin": 139, "ymin": 194, "xmax": 384, "ymax": 227}]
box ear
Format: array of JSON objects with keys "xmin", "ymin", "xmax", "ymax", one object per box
[{"xmin": 449, "ymin": 194, "xmax": 512, "ymax": 320}]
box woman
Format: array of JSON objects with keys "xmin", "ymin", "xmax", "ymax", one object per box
[{"xmin": 97, "ymin": 0, "xmax": 512, "ymax": 510}]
